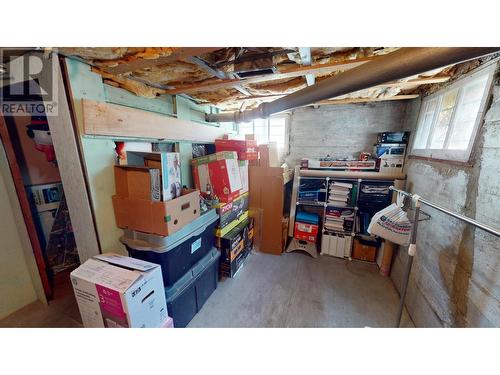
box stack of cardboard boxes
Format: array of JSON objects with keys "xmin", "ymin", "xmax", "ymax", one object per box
[
  {"xmin": 112, "ymin": 151, "xmax": 200, "ymax": 236},
  {"xmin": 247, "ymin": 141, "xmax": 292, "ymax": 255},
  {"xmin": 191, "ymin": 139, "xmax": 256, "ymax": 278}
]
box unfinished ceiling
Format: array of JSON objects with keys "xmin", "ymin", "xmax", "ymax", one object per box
[{"xmin": 56, "ymin": 47, "xmax": 459, "ymax": 111}]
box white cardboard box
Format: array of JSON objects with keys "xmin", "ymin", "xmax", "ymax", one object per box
[{"xmin": 70, "ymin": 253, "xmax": 167, "ymax": 328}]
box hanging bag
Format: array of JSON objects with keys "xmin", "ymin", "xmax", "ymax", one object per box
[{"xmin": 367, "ymin": 193, "xmax": 412, "ymax": 245}]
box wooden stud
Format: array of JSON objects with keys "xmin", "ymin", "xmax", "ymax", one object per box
[
  {"xmin": 164, "ymin": 56, "xmax": 379, "ymax": 95},
  {"xmin": 40, "ymin": 55, "xmax": 102, "ymax": 263},
  {"xmin": 315, "ymin": 94, "xmax": 420, "ymax": 105}
]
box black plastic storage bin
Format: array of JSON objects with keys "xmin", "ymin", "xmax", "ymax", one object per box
[
  {"xmin": 165, "ymin": 247, "xmax": 220, "ymax": 328},
  {"xmin": 121, "ymin": 209, "xmax": 218, "ymax": 287},
  {"xmin": 357, "ymin": 181, "xmax": 393, "ymax": 208}
]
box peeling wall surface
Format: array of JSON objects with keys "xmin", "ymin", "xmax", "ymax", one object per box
[
  {"xmin": 392, "ymin": 67, "xmax": 500, "ymax": 327},
  {"xmin": 285, "ymin": 102, "xmax": 410, "ymax": 167}
]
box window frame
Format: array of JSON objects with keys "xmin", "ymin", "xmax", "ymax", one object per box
[
  {"xmin": 410, "ymin": 62, "xmax": 496, "ymax": 163},
  {"xmin": 237, "ymin": 113, "xmax": 290, "ymax": 160}
]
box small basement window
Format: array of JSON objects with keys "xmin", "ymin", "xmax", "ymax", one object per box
[
  {"xmin": 237, "ymin": 115, "xmax": 289, "ymax": 157},
  {"xmin": 411, "ymin": 63, "xmax": 496, "ymax": 162}
]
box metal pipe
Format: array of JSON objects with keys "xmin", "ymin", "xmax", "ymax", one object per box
[
  {"xmin": 396, "ymin": 204, "xmax": 420, "ymax": 327},
  {"xmin": 389, "ymin": 187, "xmax": 500, "ymax": 237},
  {"xmin": 207, "ymin": 47, "xmax": 500, "ymax": 123}
]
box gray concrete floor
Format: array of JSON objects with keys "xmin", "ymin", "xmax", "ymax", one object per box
[
  {"xmin": 189, "ymin": 251, "xmax": 414, "ymax": 328},
  {"xmin": 0, "ymin": 274, "xmax": 83, "ymax": 328},
  {"xmin": 0, "ymin": 251, "xmax": 413, "ymax": 328}
]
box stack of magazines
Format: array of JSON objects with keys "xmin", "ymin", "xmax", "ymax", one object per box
[
  {"xmin": 328, "ymin": 181, "xmax": 353, "ymax": 207},
  {"xmin": 324, "ymin": 207, "xmax": 355, "ymax": 232}
]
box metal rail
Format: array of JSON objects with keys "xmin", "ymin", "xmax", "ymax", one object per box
[
  {"xmin": 389, "ymin": 186, "xmax": 500, "ymax": 237},
  {"xmin": 390, "ymin": 186, "xmax": 500, "ymax": 327}
]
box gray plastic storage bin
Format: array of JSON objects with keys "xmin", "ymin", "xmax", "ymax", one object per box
[{"xmin": 121, "ymin": 209, "xmax": 218, "ymax": 287}]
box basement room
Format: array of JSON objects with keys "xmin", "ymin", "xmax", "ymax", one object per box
[{"xmin": 0, "ymin": 3, "xmax": 499, "ymax": 374}]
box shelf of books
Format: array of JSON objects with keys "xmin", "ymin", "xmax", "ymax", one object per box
[{"xmin": 288, "ymin": 166, "xmax": 406, "ymax": 262}]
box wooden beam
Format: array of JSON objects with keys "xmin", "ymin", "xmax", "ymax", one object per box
[
  {"xmin": 82, "ymin": 99, "xmax": 225, "ymax": 142},
  {"xmin": 104, "ymin": 47, "xmax": 222, "ymax": 75},
  {"xmin": 41, "ymin": 55, "xmax": 102, "ymax": 263},
  {"xmin": 315, "ymin": 94, "xmax": 420, "ymax": 105},
  {"xmin": 188, "ymin": 56, "xmax": 252, "ymax": 97},
  {"xmin": 298, "ymin": 47, "xmax": 315, "ymax": 86},
  {"xmin": 221, "ymin": 76, "xmax": 449, "ymax": 104},
  {"xmin": 164, "ymin": 56, "xmax": 379, "ymax": 95}
]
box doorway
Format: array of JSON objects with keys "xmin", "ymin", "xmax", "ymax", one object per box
[{"xmin": 0, "ymin": 87, "xmax": 80, "ymax": 304}]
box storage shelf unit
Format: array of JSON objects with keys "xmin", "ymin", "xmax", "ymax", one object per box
[{"xmin": 288, "ymin": 166, "xmax": 405, "ymax": 260}]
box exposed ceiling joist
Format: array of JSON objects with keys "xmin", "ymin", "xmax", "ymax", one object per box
[
  {"xmin": 316, "ymin": 94, "xmax": 420, "ymax": 105},
  {"xmin": 164, "ymin": 55, "xmax": 379, "ymax": 95},
  {"xmin": 298, "ymin": 47, "xmax": 315, "ymax": 86},
  {"xmin": 104, "ymin": 47, "xmax": 222, "ymax": 75},
  {"xmin": 188, "ymin": 55, "xmax": 252, "ymax": 97},
  {"xmin": 215, "ymin": 76, "xmax": 449, "ymax": 104},
  {"xmin": 214, "ymin": 48, "xmax": 296, "ymax": 68}
]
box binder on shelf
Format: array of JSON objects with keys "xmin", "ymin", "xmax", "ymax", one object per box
[{"xmin": 321, "ymin": 232, "xmax": 353, "ymax": 258}]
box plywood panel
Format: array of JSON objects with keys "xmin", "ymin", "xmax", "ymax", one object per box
[
  {"xmin": 82, "ymin": 99, "xmax": 225, "ymax": 142},
  {"xmin": 41, "ymin": 56, "xmax": 100, "ymax": 262}
]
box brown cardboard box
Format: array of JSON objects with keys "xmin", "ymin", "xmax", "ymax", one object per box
[
  {"xmin": 258, "ymin": 143, "xmax": 279, "ymax": 167},
  {"xmin": 352, "ymin": 238, "xmax": 377, "ymax": 262},
  {"xmin": 114, "ymin": 165, "xmax": 161, "ymax": 201},
  {"xmin": 112, "ymin": 189, "xmax": 200, "ymax": 236},
  {"xmin": 249, "ymin": 166, "xmax": 290, "ymax": 255},
  {"xmin": 258, "ymin": 145, "xmax": 269, "ymax": 167}
]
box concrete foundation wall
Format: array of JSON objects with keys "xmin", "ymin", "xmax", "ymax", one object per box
[
  {"xmin": 392, "ymin": 65, "xmax": 500, "ymax": 327},
  {"xmin": 285, "ymin": 102, "xmax": 410, "ymax": 167}
]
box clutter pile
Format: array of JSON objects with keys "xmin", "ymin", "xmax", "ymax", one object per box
[
  {"xmin": 299, "ymin": 131, "xmax": 410, "ymax": 175},
  {"xmin": 71, "ymin": 136, "xmax": 272, "ymax": 328}
]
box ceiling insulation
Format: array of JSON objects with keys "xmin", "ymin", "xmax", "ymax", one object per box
[
  {"xmin": 56, "ymin": 47, "xmax": 468, "ymax": 110},
  {"xmin": 129, "ymin": 61, "xmax": 213, "ymax": 86}
]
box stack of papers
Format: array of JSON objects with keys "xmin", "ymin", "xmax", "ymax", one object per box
[{"xmin": 328, "ymin": 182, "xmax": 353, "ymax": 207}]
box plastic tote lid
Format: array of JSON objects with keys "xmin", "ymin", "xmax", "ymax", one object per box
[{"xmin": 121, "ymin": 208, "xmax": 218, "ymax": 252}]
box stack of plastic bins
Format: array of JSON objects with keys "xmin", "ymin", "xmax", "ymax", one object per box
[
  {"xmin": 121, "ymin": 209, "xmax": 220, "ymax": 327},
  {"xmin": 121, "ymin": 209, "xmax": 218, "ymax": 287},
  {"xmin": 164, "ymin": 247, "xmax": 220, "ymax": 327}
]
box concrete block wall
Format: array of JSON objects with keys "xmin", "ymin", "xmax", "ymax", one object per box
[
  {"xmin": 284, "ymin": 102, "xmax": 409, "ymax": 167},
  {"xmin": 392, "ymin": 66, "xmax": 500, "ymax": 327}
]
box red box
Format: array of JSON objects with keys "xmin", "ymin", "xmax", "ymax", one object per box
[
  {"xmin": 294, "ymin": 222, "xmax": 319, "ymax": 242},
  {"xmin": 191, "ymin": 152, "xmax": 243, "ymax": 203},
  {"xmin": 215, "ymin": 139, "xmax": 259, "ymax": 161}
]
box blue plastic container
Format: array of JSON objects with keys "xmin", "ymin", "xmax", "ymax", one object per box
[
  {"xmin": 121, "ymin": 209, "xmax": 218, "ymax": 287},
  {"xmin": 296, "ymin": 211, "xmax": 320, "ymax": 225}
]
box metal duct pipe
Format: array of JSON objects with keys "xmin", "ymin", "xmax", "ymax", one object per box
[{"xmin": 206, "ymin": 47, "xmax": 500, "ymax": 123}]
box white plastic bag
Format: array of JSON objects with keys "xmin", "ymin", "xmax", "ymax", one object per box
[{"xmin": 367, "ymin": 193, "xmax": 412, "ymax": 245}]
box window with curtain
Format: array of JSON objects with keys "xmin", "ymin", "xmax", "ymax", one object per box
[{"xmin": 411, "ymin": 63, "xmax": 495, "ymax": 162}]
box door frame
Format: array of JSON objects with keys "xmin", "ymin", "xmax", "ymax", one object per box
[{"xmin": 0, "ymin": 113, "xmax": 52, "ymax": 300}]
